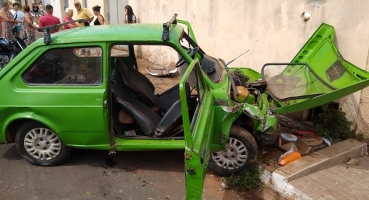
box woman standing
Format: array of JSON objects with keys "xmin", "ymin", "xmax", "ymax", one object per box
[
  {"xmin": 23, "ymin": 5, "xmax": 37, "ymax": 45},
  {"xmin": 0, "ymin": 16, "xmax": 2, "ymax": 36},
  {"xmin": 0, "ymin": 2, "xmax": 19, "ymax": 40},
  {"xmin": 124, "ymin": 5, "xmax": 136, "ymax": 24},
  {"xmin": 32, "ymin": 3, "xmax": 39, "ymax": 19},
  {"xmin": 92, "ymin": 5, "xmax": 104, "ymax": 25},
  {"xmin": 63, "ymin": 8, "xmax": 77, "ymax": 29}
]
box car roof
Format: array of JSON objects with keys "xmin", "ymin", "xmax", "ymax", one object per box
[{"xmin": 34, "ymin": 23, "xmax": 185, "ymax": 45}]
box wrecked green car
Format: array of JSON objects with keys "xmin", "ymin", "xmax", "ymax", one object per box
[{"xmin": 0, "ymin": 14, "xmax": 369, "ymax": 199}]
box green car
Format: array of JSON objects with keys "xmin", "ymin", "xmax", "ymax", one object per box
[{"xmin": 1, "ymin": 15, "xmax": 369, "ymax": 199}]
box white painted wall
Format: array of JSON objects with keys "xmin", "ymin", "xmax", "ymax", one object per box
[{"xmin": 108, "ymin": 0, "xmax": 128, "ymax": 24}]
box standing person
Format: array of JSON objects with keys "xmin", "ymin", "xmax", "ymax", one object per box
[
  {"xmin": 124, "ymin": 5, "xmax": 136, "ymax": 24},
  {"xmin": 23, "ymin": 5, "xmax": 37, "ymax": 45},
  {"xmin": 0, "ymin": 16, "xmax": 2, "ymax": 37},
  {"xmin": 10, "ymin": 3, "xmax": 24, "ymax": 37},
  {"xmin": 38, "ymin": 1, "xmax": 44, "ymax": 16},
  {"xmin": 92, "ymin": 5, "xmax": 104, "ymax": 25},
  {"xmin": 32, "ymin": 3, "xmax": 39, "ymax": 19},
  {"xmin": 0, "ymin": 2, "xmax": 19, "ymax": 40},
  {"xmin": 74, "ymin": 0, "xmax": 93, "ymax": 27},
  {"xmin": 63, "ymin": 8, "xmax": 77, "ymax": 29},
  {"xmin": 38, "ymin": 5, "xmax": 61, "ymax": 33}
]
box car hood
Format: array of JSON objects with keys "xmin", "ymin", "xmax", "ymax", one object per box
[{"xmin": 262, "ymin": 23, "xmax": 369, "ymax": 114}]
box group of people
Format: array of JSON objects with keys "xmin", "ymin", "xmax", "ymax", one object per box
[
  {"xmin": 32, "ymin": 2, "xmax": 44, "ymax": 19},
  {"xmin": 39, "ymin": 0, "xmax": 136, "ymax": 32},
  {"xmin": 0, "ymin": 0, "xmax": 137, "ymax": 47},
  {"xmin": 0, "ymin": 2, "xmax": 27, "ymax": 41}
]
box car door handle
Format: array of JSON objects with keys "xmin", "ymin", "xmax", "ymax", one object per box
[{"xmin": 104, "ymin": 100, "xmax": 108, "ymax": 108}]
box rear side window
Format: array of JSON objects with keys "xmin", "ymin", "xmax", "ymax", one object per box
[{"xmin": 22, "ymin": 47, "xmax": 102, "ymax": 85}]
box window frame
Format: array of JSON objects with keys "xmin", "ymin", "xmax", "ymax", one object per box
[{"xmin": 22, "ymin": 46, "xmax": 104, "ymax": 86}]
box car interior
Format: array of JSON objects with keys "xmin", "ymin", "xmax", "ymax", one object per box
[
  {"xmin": 23, "ymin": 47, "xmax": 102, "ymax": 85},
  {"xmin": 110, "ymin": 45, "xmax": 198, "ymax": 138}
]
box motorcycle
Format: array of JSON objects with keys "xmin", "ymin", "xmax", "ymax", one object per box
[{"xmin": 0, "ymin": 28, "xmax": 27, "ymax": 70}]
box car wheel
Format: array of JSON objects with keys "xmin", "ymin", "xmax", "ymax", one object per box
[
  {"xmin": 209, "ymin": 125, "xmax": 258, "ymax": 177},
  {"xmin": 15, "ymin": 122, "xmax": 71, "ymax": 166}
]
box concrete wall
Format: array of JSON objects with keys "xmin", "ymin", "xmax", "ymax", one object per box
[
  {"xmin": 108, "ymin": 0, "xmax": 128, "ymax": 24},
  {"xmin": 126, "ymin": 0, "xmax": 369, "ymax": 137}
]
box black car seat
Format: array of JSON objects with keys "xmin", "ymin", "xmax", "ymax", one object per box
[
  {"xmin": 111, "ymin": 84, "xmax": 183, "ymax": 136},
  {"xmin": 114, "ymin": 58, "xmax": 188, "ymax": 115}
]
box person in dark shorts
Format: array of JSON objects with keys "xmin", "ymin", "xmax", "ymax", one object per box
[
  {"xmin": 32, "ymin": 3, "xmax": 39, "ymax": 19},
  {"xmin": 10, "ymin": 3, "xmax": 24, "ymax": 37}
]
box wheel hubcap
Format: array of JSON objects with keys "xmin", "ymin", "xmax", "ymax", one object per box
[
  {"xmin": 211, "ymin": 137, "xmax": 248, "ymax": 170},
  {"xmin": 24, "ymin": 128, "xmax": 62, "ymax": 161}
]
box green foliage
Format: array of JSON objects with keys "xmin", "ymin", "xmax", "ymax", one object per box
[
  {"xmin": 355, "ymin": 133, "xmax": 365, "ymax": 142},
  {"xmin": 313, "ymin": 104, "xmax": 354, "ymax": 140},
  {"xmin": 225, "ymin": 167, "xmax": 262, "ymax": 191}
]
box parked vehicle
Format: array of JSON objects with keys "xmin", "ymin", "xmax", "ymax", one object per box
[
  {"xmin": 1, "ymin": 15, "xmax": 369, "ymax": 199},
  {"xmin": 0, "ymin": 30, "xmax": 27, "ymax": 70}
]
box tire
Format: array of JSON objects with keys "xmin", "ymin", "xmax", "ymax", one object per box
[
  {"xmin": 209, "ymin": 125, "xmax": 258, "ymax": 177},
  {"xmin": 15, "ymin": 122, "xmax": 71, "ymax": 166}
]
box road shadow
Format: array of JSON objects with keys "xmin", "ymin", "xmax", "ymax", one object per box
[
  {"xmin": 1, "ymin": 144, "xmax": 185, "ymax": 173},
  {"xmin": 63, "ymin": 148, "xmax": 185, "ymax": 173},
  {"xmin": 2, "ymin": 144, "xmax": 23, "ymax": 160}
]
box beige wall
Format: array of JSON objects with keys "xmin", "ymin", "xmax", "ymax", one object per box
[{"xmin": 126, "ymin": 0, "xmax": 369, "ymax": 137}]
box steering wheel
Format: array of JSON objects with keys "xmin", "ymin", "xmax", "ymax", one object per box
[{"xmin": 175, "ymin": 47, "xmax": 199, "ymax": 67}]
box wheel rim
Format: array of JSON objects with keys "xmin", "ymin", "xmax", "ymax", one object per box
[
  {"xmin": 211, "ymin": 137, "xmax": 248, "ymax": 170},
  {"xmin": 24, "ymin": 128, "xmax": 62, "ymax": 161}
]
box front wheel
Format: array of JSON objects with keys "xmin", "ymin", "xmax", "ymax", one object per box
[
  {"xmin": 209, "ymin": 126, "xmax": 258, "ymax": 176},
  {"xmin": 15, "ymin": 122, "xmax": 71, "ymax": 166}
]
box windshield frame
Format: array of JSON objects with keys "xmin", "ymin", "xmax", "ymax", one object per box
[{"xmin": 261, "ymin": 62, "xmax": 336, "ymax": 101}]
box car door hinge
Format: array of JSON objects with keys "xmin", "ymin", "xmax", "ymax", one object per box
[{"xmin": 104, "ymin": 100, "xmax": 108, "ymax": 108}]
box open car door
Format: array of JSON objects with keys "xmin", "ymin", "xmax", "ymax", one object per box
[
  {"xmin": 262, "ymin": 23, "xmax": 369, "ymax": 114},
  {"xmin": 180, "ymin": 59, "xmax": 214, "ymax": 199}
]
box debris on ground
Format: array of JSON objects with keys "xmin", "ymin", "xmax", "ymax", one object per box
[
  {"xmin": 277, "ymin": 133, "xmax": 298, "ymax": 152},
  {"xmin": 219, "ymin": 181, "xmax": 230, "ymax": 191},
  {"xmin": 346, "ymin": 158, "xmax": 361, "ymax": 165},
  {"xmin": 278, "ymin": 149, "xmax": 301, "ymax": 166},
  {"xmin": 145, "ymin": 62, "xmax": 177, "ymax": 76}
]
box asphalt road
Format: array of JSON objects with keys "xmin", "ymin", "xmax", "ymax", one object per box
[{"xmin": 0, "ymin": 144, "xmax": 242, "ymax": 200}]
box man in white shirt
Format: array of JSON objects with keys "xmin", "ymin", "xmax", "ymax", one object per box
[{"xmin": 10, "ymin": 3, "xmax": 24, "ymax": 37}]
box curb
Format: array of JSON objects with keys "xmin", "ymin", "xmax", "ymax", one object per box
[{"xmin": 261, "ymin": 139, "xmax": 367, "ymax": 199}]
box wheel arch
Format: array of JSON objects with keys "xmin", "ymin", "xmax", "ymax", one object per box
[{"xmin": 3, "ymin": 113, "xmax": 60, "ymax": 143}]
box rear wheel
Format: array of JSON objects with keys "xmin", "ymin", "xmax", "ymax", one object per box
[
  {"xmin": 209, "ymin": 125, "xmax": 258, "ymax": 176},
  {"xmin": 15, "ymin": 122, "xmax": 71, "ymax": 166}
]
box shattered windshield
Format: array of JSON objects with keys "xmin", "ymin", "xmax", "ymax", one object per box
[{"xmin": 262, "ymin": 63, "xmax": 334, "ymax": 101}]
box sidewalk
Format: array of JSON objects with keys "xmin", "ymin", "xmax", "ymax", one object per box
[
  {"xmin": 262, "ymin": 139, "xmax": 369, "ymax": 199},
  {"xmin": 290, "ymin": 156, "xmax": 369, "ymax": 199}
]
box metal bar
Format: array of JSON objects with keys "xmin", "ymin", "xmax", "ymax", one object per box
[
  {"xmin": 162, "ymin": 14, "xmax": 178, "ymax": 42},
  {"xmin": 37, "ymin": 18, "xmax": 90, "ymax": 32}
]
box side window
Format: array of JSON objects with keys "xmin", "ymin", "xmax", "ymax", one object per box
[
  {"xmin": 111, "ymin": 45, "xmax": 129, "ymax": 57},
  {"xmin": 23, "ymin": 47, "xmax": 102, "ymax": 85}
]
